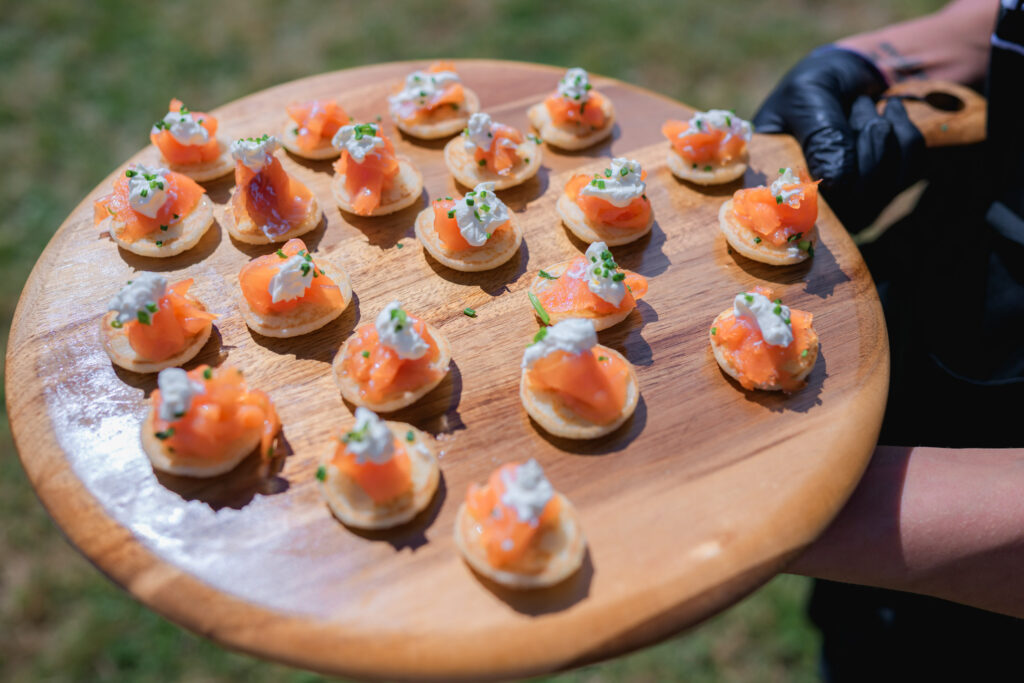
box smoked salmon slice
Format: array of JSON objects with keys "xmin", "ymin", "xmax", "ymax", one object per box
[
  {"xmin": 343, "ymin": 319, "xmax": 442, "ymax": 403},
  {"xmin": 333, "ymin": 125, "xmax": 400, "ymax": 216},
  {"xmin": 150, "ymin": 98, "xmax": 221, "ymax": 165},
  {"xmin": 121, "ymin": 278, "xmax": 216, "ymax": 361},
  {"xmin": 731, "ymin": 169, "xmax": 819, "ymax": 246},
  {"xmin": 287, "ymin": 100, "xmax": 349, "ymax": 152},
  {"xmin": 93, "ymin": 168, "xmax": 206, "ymax": 243},
  {"xmin": 465, "ymin": 462, "xmax": 561, "ymax": 568},
  {"xmin": 564, "ymin": 173, "xmax": 651, "ymax": 229},
  {"xmin": 527, "ymin": 349, "xmax": 629, "ymax": 424},
  {"xmin": 232, "ymin": 151, "xmax": 316, "ymax": 237},
  {"xmin": 238, "ymin": 238, "xmax": 344, "ymax": 315}
]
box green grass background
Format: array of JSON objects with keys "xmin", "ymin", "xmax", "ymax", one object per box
[{"xmin": 1, "ymin": 1, "xmax": 943, "ymax": 680}]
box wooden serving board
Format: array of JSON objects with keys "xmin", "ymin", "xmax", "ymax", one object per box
[{"xmin": 6, "ymin": 60, "xmax": 888, "ymax": 681}]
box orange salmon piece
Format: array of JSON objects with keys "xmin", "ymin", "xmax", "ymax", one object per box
[
  {"xmin": 93, "ymin": 170, "xmax": 206, "ymax": 243},
  {"xmin": 565, "ymin": 173, "xmax": 651, "ymax": 229},
  {"xmin": 472, "ymin": 123, "xmax": 524, "ymax": 175},
  {"xmin": 545, "ymin": 90, "xmax": 608, "ymax": 128},
  {"xmin": 287, "ymin": 100, "xmax": 349, "ymax": 151},
  {"xmin": 527, "ymin": 349, "xmax": 629, "ymax": 424},
  {"xmin": 333, "ymin": 133, "xmax": 400, "ymax": 216},
  {"xmin": 124, "ymin": 278, "xmax": 216, "ymax": 361},
  {"xmin": 332, "ymin": 442, "xmax": 413, "ymax": 503},
  {"xmin": 431, "ymin": 198, "xmax": 471, "ymax": 250},
  {"xmin": 537, "ymin": 256, "xmax": 646, "ymax": 317},
  {"xmin": 238, "ymin": 238, "xmax": 344, "ymax": 315},
  {"xmin": 343, "ymin": 321, "xmax": 442, "ymax": 403},
  {"xmin": 232, "ymin": 156, "xmax": 315, "ymax": 238},
  {"xmin": 661, "ymin": 119, "xmax": 746, "ymax": 165},
  {"xmin": 731, "ymin": 172, "xmax": 819, "ymax": 246},
  {"xmin": 465, "ymin": 463, "xmax": 562, "ymax": 568},
  {"xmin": 151, "ymin": 365, "xmax": 279, "ymax": 460},
  {"xmin": 150, "ymin": 98, "xmax": 221, "ymax": 165}
]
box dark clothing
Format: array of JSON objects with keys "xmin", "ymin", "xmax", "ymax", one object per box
[{"xmin": 812, "ymin": 3, "xmax": 1024, "ymax": 680}]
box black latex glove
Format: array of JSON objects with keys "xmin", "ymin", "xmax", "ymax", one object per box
[{"xmin": 754, "ymin": 46, "xmax": 925, "ymax": 232}]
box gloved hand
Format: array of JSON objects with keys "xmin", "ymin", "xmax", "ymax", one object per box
[{"xmin": 753, "ymin": 45, "xmax": 925, "ymax": 232}]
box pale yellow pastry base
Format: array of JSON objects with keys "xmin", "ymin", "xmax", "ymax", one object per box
[
  {"xmin": 666, "ymin": 147, "xmax": 748, "ymax": 185},
  {"xmin": 391, "ymin": 88, "xmax": 480, "ymax": 140},
  {"xmin": 100, "ymin": 307, "xmax": 212, "ymax": 374},
  {"xmin": 333, "ymin": 322, "xmax": 452, "ymax": 412},
  {"xmin": 318, "ymin": 422, "xmax": 440, "ymax": 530},
  {"xmin": 556, "ymin": 192, "xmax": 653, "ymax": 247},
  {"xmin": 105, "ymin": 195, "xmax": 216, "ymax": 258},
  {"xmin": 140, "ymin": 410, "xmax": 263, "ymax": 478},
  {"xmin": 527, "ymin": 260, "xmax": 636, "ymax": 331},
  {"xmin": 414, "ymin": 205, "xmax": 523, "ymax": 272},
  {"xmin": 520, "ymin": 345, "xmax": 639, "ymax": 439},
  {"xmin": 454, "ymin": 493, "xmax": 587, "ymax": 590},
  {"xmin": 442, "ymin": 136, "xmax": 542, "ymax": 190},
  {"xmin": 237, "ymin": 259, "xmax": 352, "ymax": 338},
  {"xmin": 718, "ymin": 199, "xmax": 815, "ymax": 266},
  {"xmin": 526, "ymin": 96, "xmax": 615, "ymax": 151},
  {"xmin": 331, "ymin": 159, "xmax": 424, "ymax": 217},
  {"xmin": 161, "ymin": 138, "xmax": 235, "ymax": 182},
  {"xmin": 709, "ymin": 309, "xmax": 819, "ymax": 391}
]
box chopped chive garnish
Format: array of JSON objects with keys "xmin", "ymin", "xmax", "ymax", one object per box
[
  {"xmin": 779, "ymin": 168, "xmax": 785, "ymax": 174},
  {"xmin": 774, "ymin": 304, "xmax": 782, "ymax": 315},
  {"xmin": 787, "ymin": 232, "xmax": 802, "ymax": 242},
  {"xmin": 203, "ymin": 367, "xmax": 213, "ymax": 380},
  {"xmin": 406, "ymin": 430, "xmax": 415, "ymax": 442},
  {"xmin": 361, "ymin": 350, "xmax": 370, "ymax": 358},
  {"xmin": 160, "ymin": 224, "xmax": 168, "ymax": 231},
  {"xmin": 316, "ymin": 465, "xmax": 326, "ymax": 482},
  {"xmin": 598, "ymin": 355, "xmax": 608, "ymax": 361},
  {"xmin": 155, "ymin": 240, "xmax": 163, "ymax": 246},
  {"xmin": 396, "ymin": 243, "xmax": 404, "ymax": 249},
  {"xmin": 463, "ymin": 307, "xmax": 476, "ymax": 317},
  {"xmin": 533, "ymin": 327, "xmax": 548, "ymax": 342},
  {"xmin": 478, "ymin": 159, "xmax": 487, "ymax": 166},
  {"xmin": 465, "ymin": 198, "xmax": 474, "ymax": 206},
  {"xmin": 276, "ymin": 249, "xmax": 286, "ymax": 258},
  {"xmin": 798, "ymin": 240, "xmax": 811, "ymax": 251},
  {"xmin": 612, "ymin": 272, "xmax": 626, "ymax": 281},
  {"xmin": 604, "ymin": 168, "xmax": 612, "ymax": 178},
  {"xmin": 447, "ymin": 209, "xmax": 455, "ymax": 218},
  {"xmin": 137, "ymin": 311, "xmax": 151, "ymax": 325},
  {"xmin": 776, "ymin": 195, "xmax": 783, "ymax": 204},
  {"xmin": 711, "ymin": 326, "xmax": 717, "ymax": 335},
  {"xmin": 145, "ymin": 302, "xmax": 158, "ymax": 313},
  {"xmin": 743, "ymin": 293, "xmax": 753, "ymax": 303},
  {"xmin": 155, "ymin": 427, "xmax": 175, "ymax": 440},
  {"xmin": 801, "ymin": 349, "xmax": 809, "ymax": 358},
  {"xmin": 528, "ymin": 292, "xmax": 550, "ymax": 325},
  {"xmin": 704, "ymin": 165, "xmax": 712, "ymax": 172},
  {"xmin": 620, "ymin": 167, "xmax": 629, "ymax": 176},
  {"xmin": 537, "ymin": 270, "xmax": 557, "ymax": 280},
  {"xmin": 753, "ymin": 236, "xmax": 762, "ymax": 244},
  {"xmin": 110, "ymin": 320, "xmax": 123, "ymax": 329},
  {"xmin": 597, "ymin": 180, "xmax": 606, "ymax": 190},
  {"xmin": 783, "ymin": 318, "xmax": 791, "ymax": 325}
]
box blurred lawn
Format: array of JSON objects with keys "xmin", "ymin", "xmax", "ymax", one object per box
[{"xmin": 1, "ymin": 1, "xmax": 944, "ymax": 680}]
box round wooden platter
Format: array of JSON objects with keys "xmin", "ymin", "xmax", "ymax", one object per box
[{"xmin": 6, "ymin": 60, "xmax": 887, "ymax": 681}]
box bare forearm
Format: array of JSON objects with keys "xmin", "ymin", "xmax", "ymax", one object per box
[
  {"xmin": 838, "ymin": 0, "xmax": 997, "ymax": 85},
  {"xmin": 788, "ymin": 445, "xmax": 1024, "ymax": 618}
]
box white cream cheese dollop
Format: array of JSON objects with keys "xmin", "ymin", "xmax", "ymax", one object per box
[
  {"xmin": 453, "ymin": 182, "xmax": 509, "ymax": 247},
  {"xmin": 522, "ymin": 318, "xmax": 597, "ymax": 369},
  {"xmin": 578, "ymin": 158, "xmax": 645, "ymax": 208},
  {"xmin": 733, "ymin": 291, "xmax": 793, "ymax": 347},
  {"xmin": 157, "ymin": 367, "xmax": 205, "ymax": 422},
  {"xmin": 230, "ymin": 135, "xmax": 279, "ymax": 172},
  {"xmin": 500, "ymin": 458, "xmax": 554, "ymax": 525},
  {"xmin": 557, "ymin": 67, "xmax": 591, "ymax": 102},
  {"xmin": 375, "ymin": 300, "xmax": 428, "ymax": 360},
  {"xmin": 575, "ymin": 241, "xmax": 625, "ymax": 307},
  {"xmin": 268, "ymin": 253, "xmax": 314, "ymax": 304},
  {"xmin": 677, "ymin": 108, "xmax": 752, "ymax": 144},
  {"xmin": 770, "ymin": 167, "xmax": 804, "ymax": 208},
  {"xmin": 340, "ymin": 407, "xmax": 395, "ymax": 465},
  {"xmin": 108, "ymin": 272, "xmax": 167, "ymax": 325},
  {"xmin": 332, "ymin": 123, "xmax": 385, "ymax": 164},
  {"xmin": 464, "ymin": 112, "xmax": 496, "ymax": 152},
  {"xmin": 389, "ymin": 69, "xmax": 461, "ymax": 111},
  {"xmin": 125, "ymin": 165, "xmax": 170, "ymax": 218},
  {"xmin": 159, "ymin": 108, "xmax": 210, "ymax": 146}
]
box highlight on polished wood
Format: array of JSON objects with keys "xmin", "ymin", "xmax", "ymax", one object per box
[{"xmin": 6, "ymin": 60, "xmax": 888, "ymax": 681}]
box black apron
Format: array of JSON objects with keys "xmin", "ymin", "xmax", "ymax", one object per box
[{"xmin": 810, "ymin": 3, "xmax": 1024, "ymax": 680}]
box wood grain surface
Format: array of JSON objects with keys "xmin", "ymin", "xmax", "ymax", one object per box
[
  {"xmin": 6, "ymin": 60, "xmax": 889, "ymax": 681},
  {"xmin": 881, "ymin": 78, "xmax": 987, "ymax": 147}
]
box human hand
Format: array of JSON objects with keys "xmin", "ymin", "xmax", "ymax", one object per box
[{"xmin": 753, "ymin": 46, "xmax": 924, "ymax": 232}]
